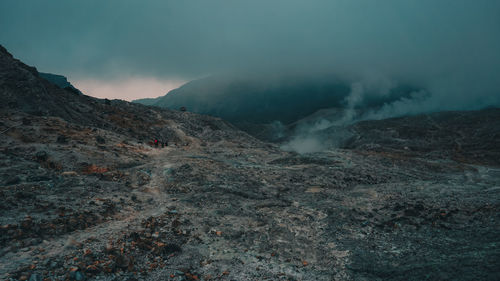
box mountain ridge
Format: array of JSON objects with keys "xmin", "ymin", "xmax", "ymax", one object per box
[
  {"xmin": 38, "ymin": 72, "xmax": 82, "ymax": 94},
  {"xmin": 133, "ymin": 75, "xmax": 424, "ymax": 132}
]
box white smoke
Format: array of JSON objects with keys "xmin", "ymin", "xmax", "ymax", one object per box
[
  {"xmin": 281, "ymin": 136, "xmax": 327, "ymax": 154},
  {"xmin": 362, "ymin": 89, "xmax": 430, "ymax": 120},
  {"xmin": 281, "ymin": 77, "xmax": 432, "ymax": 154}
]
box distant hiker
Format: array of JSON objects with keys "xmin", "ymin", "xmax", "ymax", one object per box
[
  {"xmin": 164, "ymin": 140, "xmax": 168, "ymax": 147},
  {"xmin": 154, "ymin": 139, "xmax": 159, "ymax": 148}
]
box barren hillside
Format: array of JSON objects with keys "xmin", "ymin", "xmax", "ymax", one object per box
[{"xmin": 1, "ymin": 46, "xmax": 499, "ymax": 281}]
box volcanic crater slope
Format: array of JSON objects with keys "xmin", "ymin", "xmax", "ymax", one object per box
[{"xmin": 1, "ymin": 45, "xmax": 499, "ymax": 281}]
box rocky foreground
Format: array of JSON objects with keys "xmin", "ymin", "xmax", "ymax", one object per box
[{"xmin": 1, "ymin": 46, "xmax": 500, "ymax": 280}]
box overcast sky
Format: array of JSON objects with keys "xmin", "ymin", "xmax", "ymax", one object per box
[{"xmin": 1, "ymin": 0, "xmax": 499, "ymax": 103}]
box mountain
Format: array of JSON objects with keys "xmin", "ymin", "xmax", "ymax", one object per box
[
  {"xmin": 1, "ymin": 45, "xmax": 499, "ymax": 281},
  {"xmin": 38, "ymin": 72, "xmax": 82, "ymax": 94},
  {"xmin": 133, "ymin": 75, "xmax": 423, "ymax": 138},
  {"xmin": 131, "ymin": 97, "xmax": 158, "ymax": 106},
  {"xmin": 0, "ymin": 45, "xmax": 247, "ymax": 143}
]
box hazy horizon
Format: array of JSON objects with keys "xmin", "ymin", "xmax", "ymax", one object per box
[{"xmin": 72, "ymin": 77, "xmax": 185, "ymax": 101}]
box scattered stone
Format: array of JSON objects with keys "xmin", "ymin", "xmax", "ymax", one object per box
[
  {"xmin": 22, "ymin": 117, "xmax": 31, "ymax": 125},
  {"xmin": 5, "ymin": 176, "xmax": 20, "ymax": 185},
  {"xmin": 35, "ymin": 151, "xmax": 48, "ymax": 162},
  {"xmin": 95, "ymin": 136, "xmax": 105, "ymax": 144},
  {"xmin": 29, "ymin": 273, "xmax": 42, "ymax": 281},
  {"xmin": 115, "ymin": 254, "xmax": 131, "ymax": 269},
  {"xmin": 57, "ymin": 135, "xmax": 68, "ymax": 144},
  {"xmin": 305, "ymin": 186, "xmax": 322, "ymax": 193},
  {"xmin": 70, "ymin": 270, "xmax": 85, "ymax": 281}
]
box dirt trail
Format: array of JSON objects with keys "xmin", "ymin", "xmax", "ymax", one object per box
[{"xmin": 0, "ymin": 145, "xmax": 186, "ymax": 279}]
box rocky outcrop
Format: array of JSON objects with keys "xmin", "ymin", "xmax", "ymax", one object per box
[{"xmin": 39, "ymin": 72, "xmax": 82, "ymax": 94}]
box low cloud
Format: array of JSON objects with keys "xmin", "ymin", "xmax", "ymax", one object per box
[{"xmin": 0, "ymin": 0, "xmax": 498, "ymax": 141}]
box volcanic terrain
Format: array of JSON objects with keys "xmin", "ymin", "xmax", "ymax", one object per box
[{"xmin": 1, "ymin": 46, "xmax": 499, "ymax": 281}]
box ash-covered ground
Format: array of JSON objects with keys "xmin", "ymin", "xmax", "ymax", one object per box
[{"xmin": 1, "ymin": 45, "xmax": 499, "ymax": 280}]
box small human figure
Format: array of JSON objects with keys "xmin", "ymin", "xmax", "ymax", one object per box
[{"xmin": 154, "ymin": 139, "xmax": 158, "ymax": 148}]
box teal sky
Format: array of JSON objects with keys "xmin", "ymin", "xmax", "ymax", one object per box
[{"xmin": 1, "ymin": 0, "xmax": 499, "ymax": 104}]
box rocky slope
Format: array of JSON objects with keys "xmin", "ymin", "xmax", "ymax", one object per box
[
  {"xmin": 38, "ymin": 73, "xmax": 82, "ymax": 95},
  {"xmin": 0, "ymin": 45, "xmax": 249, "ymax": 144},
  {"xmin": 344, "ymin": 108, "xmax": 500, "ymax": 166},
  {"xmin": 1, "ymin": 46, "xmax": 499, "ymax": 281}
]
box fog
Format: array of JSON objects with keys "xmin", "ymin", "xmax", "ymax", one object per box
[{"xmin": 1, "ymin": 0, "xmax": 499, "ymax": 118}]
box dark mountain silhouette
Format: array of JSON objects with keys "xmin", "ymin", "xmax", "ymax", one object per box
[
  {"xmin": 134, "ymin": 75, "xmax": 423, "ymax": 131},
  {"xmin": 39, "ymin": 72, "xmax": 82, "ymax": 94}
]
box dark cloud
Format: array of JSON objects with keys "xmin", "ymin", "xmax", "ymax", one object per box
[{"xmin": 1, "ymin": 0, "xmax": 499, "ymax": 108}]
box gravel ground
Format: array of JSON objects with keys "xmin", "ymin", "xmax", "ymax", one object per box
[{"xmin": 1, "ymin": 110, "xmax": 499, "ymax": 280}]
